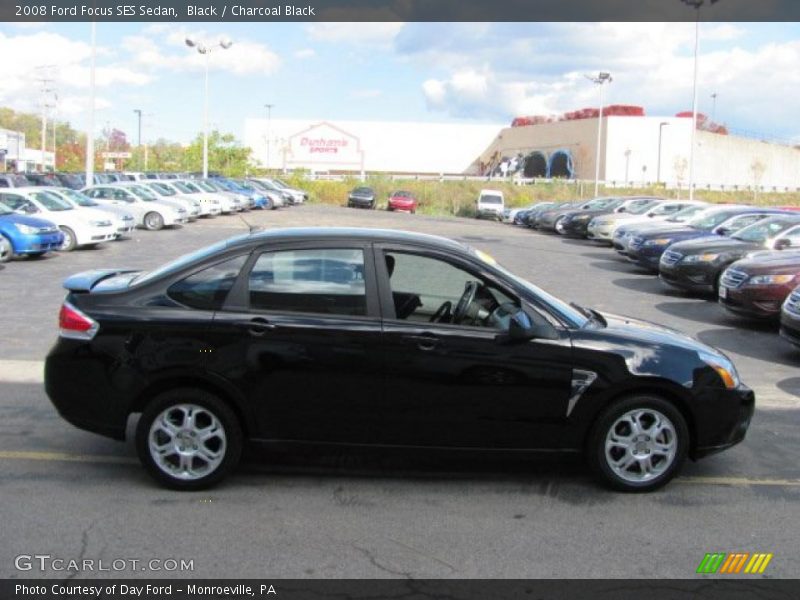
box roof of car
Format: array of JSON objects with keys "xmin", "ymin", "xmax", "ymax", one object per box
[{"xmin": 227, "ymin": 227, "xmax": 470, "ymax": 253}]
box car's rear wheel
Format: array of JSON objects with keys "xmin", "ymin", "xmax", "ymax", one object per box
[
  {"xmin": 587, "ymin": 395, "xmax": 688, "ymax": 492},
  {"xmin": 59, "ymin": 227, "xmax": 77, "ymax": 252},
  {"xmin": 144, "ymin": 211, "xmax": 165, "ymax": 231},
  {"xmin": 136, "ymin": 389, "xmax": 243, "ymax": 490},
  {"xmin": 555, "ymin": 216, "xmax": 568, "ymax": 234}
]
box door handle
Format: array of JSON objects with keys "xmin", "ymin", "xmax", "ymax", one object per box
[
  {"xmin": 404, "ymin": 334, "xmax": 440, "ymax": 351},
  {"xmin": 236, "ymin": 317, "xmax": 276, "ymax": 337}
]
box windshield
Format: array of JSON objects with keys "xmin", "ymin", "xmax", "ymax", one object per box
[
  {"xmin": 626, "ymin": 200, "xmax": 659, "ymax": 215},
  {"xmin": 173, "ymin": 182, "xmax": 195, "ymax": 193},
  {"xmin": 353, "ymin": 187, "xmax": 373, "ymax": 194},
  {"xmin": 194, "ymin": 181, "xmax": 217, "ymax": 192},
  {"xmin": 56, "ymin": 188, "xmax": 98, "ymax": 207},
  {"xmin": 731, "ymin": 217, "xmax": 799, "ymax": 243},
  {"xmin": 128, "ymin": 185, "xmax": 160, "ymax": 201},
  {"xmin": 133, "ymin": 238, "xmax": 243, "ymax": 286},
  {"xmin": 271, "ymin": 179, "xmax": 290, "ymax": 190},
  {"xmin": 31, "ymin": 191, "xmax": 73, "ymax": 211},
  {"xmin": 482, "ymin": 255, "xmax": 588, "ymax": 328},
  {"xmin": 688, "ymin": 209, "xmax": 742, "ymax": 230},
  {"xmin": 667, "ymin": 205, "xmax": 706, "ymax": 222},
  {"xmin": 480, "ymin": 194, "xmax": 503, "ymax": 204},
  {"xmin": 148, "ymin": 182, "xmax": 176, "ymax": 196}
]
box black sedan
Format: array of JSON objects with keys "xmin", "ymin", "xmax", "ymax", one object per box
[
  {"xmin": 555, "ymin": 197, "xmax": 660, "ymax": 238},
  {"xmin": 45, "ymin": 228, "xmax": 753, "ymax": 492},
  {"xmin": 347, "ymin": 186, "xmax": 376, "ymax": 209},
  {"xmin": 780, "ymin": 285, "xmax": 800, "ymax": 347},
  {"xmin": 659, "ymin": 215, "xmax": 800, "ymax": 293}
]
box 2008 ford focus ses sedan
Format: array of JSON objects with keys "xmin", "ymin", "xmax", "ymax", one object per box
[{"xmin": 45, "ymin": 228, "xmax": 754, "ymax": 492}]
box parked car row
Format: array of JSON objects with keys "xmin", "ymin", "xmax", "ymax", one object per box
[
  {"xmin": 506, "ymin": 196, "xmax": 800, "ymax": 352},
  {"xmin": 346, "ymin": 187, "xmax": 420, "ymax": 213},
  {"xmin": 0, "ymin": 179, "xmax": 309, "ymax": 262}
]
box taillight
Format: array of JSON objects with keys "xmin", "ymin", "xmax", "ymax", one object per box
[{"xmin": 59, "ymin": 302, "xmax": 99, "ymax": 340}]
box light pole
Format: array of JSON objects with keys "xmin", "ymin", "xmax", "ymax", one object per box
[
  {"xmin": 710, "ymin": 92, "xmax": 718, "ymax": 122},
  {"xmin": 681, "ymin": 0, "xmax": 719, "ymax": 201},
  {"xmin": 133, "ymin": 109, "xmax": 142, "ymax": 146},
  {"xmin": 657, "ymin": 121, "xmax": 670, "ymax": 184},
  {"xmin": 86, "ymin": 22, "xmax": 96, "ymax": 185},
  {"xmin": 185, "ymin": 37, "xmax": 233, "ymax": 178},
  {"xmin": 264, "ymin": 103, "xmax": 274, "ymax": 170},
  {"xmin": 586, "ymin": 71, "xmax": 612, "ymax": 197}
]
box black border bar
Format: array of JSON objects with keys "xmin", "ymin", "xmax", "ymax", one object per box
[
  {"xmin": 2, "ymin": 0, "xmax": 799, "ymax": 22},
  {"xmin": 3, "ymin": 579, "xmax": 799, "ymax": 600}
]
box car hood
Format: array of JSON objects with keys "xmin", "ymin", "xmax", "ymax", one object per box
[
  {"xmin": 729, "ymin": 250, "xmax": 800, "ymax": 273},
  {"xmin": 572, "ymin": 311, "xmax": 729, "ymax": 380},
  {"xmin": 0, "ymin": 213, "xmax": 58, "ymax": 229},
  {"xmin": 669, "ymin": 237, "xmax": 757, "ymax": 255}
]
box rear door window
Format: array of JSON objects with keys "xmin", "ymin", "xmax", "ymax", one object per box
[{"xmin": 167, "ymin": 256, "xmax": 248, "ymax": 310}]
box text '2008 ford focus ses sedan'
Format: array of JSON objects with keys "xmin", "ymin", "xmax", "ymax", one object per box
[{"xmin": 45, "ymin": 228, "xmax": 754, "ymax": 492}]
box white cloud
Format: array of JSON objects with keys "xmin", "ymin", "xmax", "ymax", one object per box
[
  {"xmin": 124, "ymin": 28, "xmax": 280, "ymax": 76},
  {"xmin": 404, "ymin": 23, "xmax": 800, "ymax": 137},
  {"xmin": 294, "ymin": 48, "xmax": 316, "ymax": 60},
  {"xmin": 306, "ymin": 22, "xmax": 404, "ymax": 49}
]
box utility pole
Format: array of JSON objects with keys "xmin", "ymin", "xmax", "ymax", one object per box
[
  {"xmin": 133, "ymin": 109, "xmax": 142, "ymax": 146},
  {"xmin": 264, "ymin": 103, "xmax": 274, "ymax": 170},
  {"xmin": 35, "ymin": 65, "xmax": 56, "ymax": 172},
  {"xmin": 710, "ymin": 92, "xmax": 718, "ymax": 122}
]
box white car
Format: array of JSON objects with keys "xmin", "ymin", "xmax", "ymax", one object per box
[
  {"xmin": 175, "ymin": 180, "xmax": 235, "ymax": 214},
  {"xmin": 82, "ymin": 184, "xmax": 189, "ymax": 231},
  {"xmin": 246, "ymin": 179, "xmax": 285, "ymax": 208},
  {"xmin": 43, "ymin": 187, "xmax": 136, "ymax": 239},
  {"xmin": 140, "ymin": 181, "xmax": 208, "ymax": 218},
  {"xmin": 250, "ymin": 178, "xmax": 294, "ymax": 206},
  {"xmin": 112, "ymin": 182, "xmax": 201, "ymax": 221},
  {"xmin": 199, "ymin": 179, "xmax": 248, "ymax": 211},
  {"xmin": 143, "ymin": 181, "xmax": 221, "ymax": 217},
  {"xmin": 0, "ymin": 187, "xmax": 117, "ymax": 251},
  {"xmin": 268, "ymin": 177, "xmax": 307, "ymax": 204},
  {"xmin": 476, "ymin": 189, "xmax": 505, "ymax": 220},
  {"xmin": 588, "ymin": 200, "xmax": 706, "ymax": 243}
]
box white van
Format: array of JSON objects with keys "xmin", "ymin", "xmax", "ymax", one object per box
[{"xmin": 476, "ymin": 189, "xmax": 505, "ymax": 220}]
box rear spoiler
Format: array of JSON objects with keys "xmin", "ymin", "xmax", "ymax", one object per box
[{"xmin": 63, "ymin": 269, "xmax": 142, "ymax": 293}]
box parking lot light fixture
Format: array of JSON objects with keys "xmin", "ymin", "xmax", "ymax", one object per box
[
  {"xmin": 587, "ymin": 71, "xmax": 613, "ymax": 197},
  {"xmin": 681, "ymin": 0, "xmax": 719, "ymax": 200},
  {"xmin": 185, "ymin": 37, "xmax": 233, "ymax": 178}
]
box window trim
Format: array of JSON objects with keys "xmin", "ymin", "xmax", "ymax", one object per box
[{"xmin": 222, "ymin": 241, "xmax": 381, "ymax": 321}]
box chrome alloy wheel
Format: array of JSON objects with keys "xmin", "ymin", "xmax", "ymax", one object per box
[
  {"xmin": 604, "ymin": 409, "xmax": 677, "ymax": 483},
  {"xmin": 148, "ymin": 404, "xmax": 227, "ymax": 481}
]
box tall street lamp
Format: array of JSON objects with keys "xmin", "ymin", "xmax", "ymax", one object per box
[
  {"xmin": 681, "ymin": 0, "xmax": 719, "ymax": 200},
  {"xmin": 264, "ymin": 103, "xmax": 274, "ymax": 170},
  {"xmin": 657, "ymin": 121, "xmax": 670, "ymax": 184},
  {"xmin": 587, "ymin": 71, "xmax": 612, "ymax": 197},
  {"xmin": 185, "ymin": 37, "xmax": 233, "ymax": 178},
  {"xmin": 133, "ymin": 109, "xmax": 142, "ymax": 146}
]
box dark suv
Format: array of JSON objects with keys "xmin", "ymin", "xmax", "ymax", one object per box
[
  {"xmin": 347, "ymin": 186, "xmax": 376, "ymax": 209},
  {"xmin": 46, "ymin": 228, "xmax": 753, "ymax": 492}
]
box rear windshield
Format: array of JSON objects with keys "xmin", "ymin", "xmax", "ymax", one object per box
[{"xmin": 133, "ymin": 239, "xmax": 247, "ymax": 286}]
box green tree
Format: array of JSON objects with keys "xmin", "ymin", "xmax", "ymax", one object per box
[{"xmin": 183, "ymin": 130, "xmax": 252, "ymax": 176}]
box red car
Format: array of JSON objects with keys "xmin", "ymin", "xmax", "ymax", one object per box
[
  {"xmin": 388, "ymin": 191, "xmax": 418, "ymax": 213},
  {"xmin": 718, "ymin": 250, "xmax": 800, "ymax": 319}
]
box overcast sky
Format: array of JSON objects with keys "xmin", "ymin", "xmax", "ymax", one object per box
[{"xmin": 0, "ymin": 22, "xmax": 798, "ymax": 144}]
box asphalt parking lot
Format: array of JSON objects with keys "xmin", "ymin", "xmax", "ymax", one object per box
[{"xmin": 1, "ymin": 204, "xmax": 799, "ymax": 579}]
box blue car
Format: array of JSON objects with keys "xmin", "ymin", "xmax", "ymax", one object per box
[
  {"xmin": 213, "ymin": 178, "xmax": 269, "ymax": 209},
  {"xmin": 0, "ymin": 200, "xmax": 64, "ymax": 260},
  {"xmin": 626, "ymin": 207, "xmax": 789, "ymax": 271}
]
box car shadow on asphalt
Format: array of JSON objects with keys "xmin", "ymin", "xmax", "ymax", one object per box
[
  {"xmin": 580, "ymin": 250, "xmax": 618, "ymax": 262},
  {"xmin": 655, "ymin": 300, "xmax": 776, "ymax": 328},
  {"xmin": 613, "ymin": 277, "xmax": 688, "ymax": 298},
  {"xmin": 590, "ymin": 260, "xmax": 653, "ymax": 275}
]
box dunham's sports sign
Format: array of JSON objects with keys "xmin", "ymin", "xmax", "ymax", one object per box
[{"xmin": 285, "ymin": 122, "xmax": 364, "ymax": 171}]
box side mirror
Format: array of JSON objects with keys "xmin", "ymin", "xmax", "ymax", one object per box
[
  {"xmin": 716, "ymin": 226, "xmax": 731, "ymax": 236},
  {"xmin": 775, "ymin": 238, "xmax": 792, "ymax": 251},
  {"xmin": 497, "ymin": 310, "xmax": 557, "ymax": 344},
  {"xmin": 618, "ymin": 207, "xmax": 627, "ymax": 213}
]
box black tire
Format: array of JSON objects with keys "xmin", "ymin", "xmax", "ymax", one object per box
[
  {"xmin": 586, "ymin": 395, "xmax": 689, "ymax": 493},
  {"xmin": 59, "ymin": 227, "xmax": 77, "ymax": 252},
  {"xmin": 136, "ymin": 388, "xmax": 243, "ymax": 490},
  {"xmin": 143, "ymin": 211, "xmax": 165, "ymax": 231},
  {"xmin": 0, "ymin": 236, "xmax": 13, "ymax": 263}
]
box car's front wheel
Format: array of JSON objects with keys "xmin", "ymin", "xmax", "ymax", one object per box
[
  {"xmin": 59, "ymin": 227, "xmax": 77, "ymax": 252},
  {"xmin": 136, "ymin": 389, "xmax": 243, "ymax": 490},
  {"xmin": 587, "ymin": 395, "xmax": 688, "ymax": 492},
  {"xmin": 0, "ymin": 236, "xmax": 13, "ymax": 262},
  {"xmin": 143, "ymin": 211, "xmax": 165, "ymax": 231}
]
